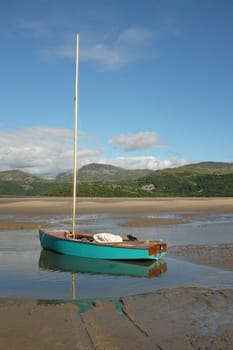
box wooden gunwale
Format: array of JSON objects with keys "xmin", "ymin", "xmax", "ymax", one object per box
[{"xmin": 41, "ymin": 230, "xmax": 167, "ymax": 251}]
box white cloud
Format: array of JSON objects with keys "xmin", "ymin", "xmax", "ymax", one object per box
[
  {"xmin": 41, "ymin": 27, "xmax": 157, "ymax": 70},
  {"xmin": 81, "ymin": 43, "xmax": 125, "ymax": 70},
  {"xmin": 98, "ymin": 156, "xmax": 188, "ymax": 171},
  {"xmin": 0, "ymin": 126, "xmax": 101, "ymax": 174},
  {"xmin": 108, "ymin": 132, "xmax": 161, "ymax": 152},
  {"xmin": 83, "ymin": 27, "xmax": 156, "ymax": 70},
  {"xmin": 81, "ymin": 27, "xmax": 156, "ymax": 70}
]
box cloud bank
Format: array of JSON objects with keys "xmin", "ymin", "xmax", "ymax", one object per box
[
  {"xmin": 0, "ymin": 126, "xmax": 189, "ymax": 175},
  {"xmin": 0, "ymin": 126, "xmax": 100, "ymax": 174},
  {"xmin": 106, "ymin": 156, "xmax": 188, "ymax": 170}
]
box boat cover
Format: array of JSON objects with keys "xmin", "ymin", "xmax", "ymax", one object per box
[{"xmin": 93, "ymin": 233, "xmax": 123, "ymax": 243}]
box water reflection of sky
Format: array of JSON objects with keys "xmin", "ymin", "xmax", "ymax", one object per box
[{"xmin": 0, "ymin": 213, "xmax": 232, "ymax": 299}]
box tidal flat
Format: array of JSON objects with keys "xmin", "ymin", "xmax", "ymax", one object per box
[{"xmin": 0, "ymin": 197, "xmax": 232, "ymax": 349}]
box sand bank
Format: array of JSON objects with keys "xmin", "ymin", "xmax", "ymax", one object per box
[
  {"xmin": 0, "ymin": 197, "xmax": 233, "ymax": 229},
  {"xmin": 0, "ymin": 197, "xmax": 233, "ymax": 215}
]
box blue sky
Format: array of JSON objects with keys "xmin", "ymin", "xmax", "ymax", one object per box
[{"xmin": 0, "ymin": 0, "xmax": 233, "ymax": 174}]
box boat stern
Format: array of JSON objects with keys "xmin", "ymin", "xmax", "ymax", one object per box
[{"xmin": 148, "ymin": 242, "xmax": 167, "ymax": 260}]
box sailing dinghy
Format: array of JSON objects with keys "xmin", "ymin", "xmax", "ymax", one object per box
[{"xmin": 39, "ymin": 34, "xmax": 167, "ymax": 261}]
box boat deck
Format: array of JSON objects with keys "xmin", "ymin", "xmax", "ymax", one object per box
[{"xmin": 41, "ymin": 229, "xmax": 167, "ymax": 250}]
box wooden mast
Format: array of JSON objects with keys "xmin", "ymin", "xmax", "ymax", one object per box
[{"xmin": 72, "ymin": 34, "xmax": 79, "ymax": 239}]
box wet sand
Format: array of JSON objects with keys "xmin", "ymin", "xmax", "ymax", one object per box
[
  {"xmin": 0, "ymin": 196, "xmax": 233, "ymax": 229},
  {"xmin": 0, "ymin": 197, "xmax": 233, "ymax": 349},
  {"xmin": 169, "ymin": 243, "xmax": 233, "ymax": 271},
  {"xmin": 0, "ymin": 287, "xmax": 232, "ymax": 350}
]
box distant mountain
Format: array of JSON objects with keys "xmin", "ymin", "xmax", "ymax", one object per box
[
  {"xmin": 56, "ymin": 170, "xmax": 73, "ymax": 180},
  {"xmin": 1, "ymin": 161, "xmax": 233, "ymax": 197},
  {"xmin": 155, "ymin": 162, "xmax": 233, "ymax": 175},
  {"xmin": 57, "ymin": 163, "xmax": 152, "ymax": 182},
  {"xmin": 38, "ymin": 173, "xmax": 57, "ymax": 180},
  {"xmin": 0, "ymin": 170, "xmax": 40, "ymax": 181},
  {"xmin": 0, "ymin": 170, "xmax": 62, "ymax": 196},
  {"xmin": 78, "ymin": 163, "xmax": 152, "ymax": 182}
]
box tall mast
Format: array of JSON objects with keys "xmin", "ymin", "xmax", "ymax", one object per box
[{"xmin": 72, "ymin": 34, "xmax": 79, "ymax": 238}]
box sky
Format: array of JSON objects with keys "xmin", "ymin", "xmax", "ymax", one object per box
[{"xmin": 1, "ymin": 0, "xmax": 233, "ymax": 175}]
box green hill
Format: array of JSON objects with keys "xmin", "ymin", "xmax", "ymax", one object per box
[
  {"xmin": 0, "ymin": 170, "xmax": 64, "ymax": 196},
  {"xmin": 137, "ymin": 162, "xmax": 233, "ymax": 197},
  {"xmin": 156, "ymin": 162, "xmax": 233, "ymax": 175},
  {"xmin": 1, "ymin": 162, "xmax": 233, "ymax": 197}
]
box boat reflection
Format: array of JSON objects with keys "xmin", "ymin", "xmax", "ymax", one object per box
[{"xmin": 39, "ymin": 250, "xmax": 167, "ymax": 278}]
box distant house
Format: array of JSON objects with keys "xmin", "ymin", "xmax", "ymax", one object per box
[{"xmin": 141, "ymin": 184, "xmax": 155, "ymax": 192}]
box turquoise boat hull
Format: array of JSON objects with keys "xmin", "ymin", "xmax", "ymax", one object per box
[{"xmin": 39, "ymin": 229, "xmax": 167, "ymax": 261}]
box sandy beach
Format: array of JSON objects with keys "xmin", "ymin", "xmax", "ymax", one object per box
[
  {"xmin": 1, "ymin": 196, "xmax": 233, "ymax": 215},
  {"xmin": 0, "ymin": 197, "xmax": 233, "ymax": 349}
]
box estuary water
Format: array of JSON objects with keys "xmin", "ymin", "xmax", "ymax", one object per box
[{"xmin": 0, "ymin": 212, "xmax": 232, "ymax": 300}]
